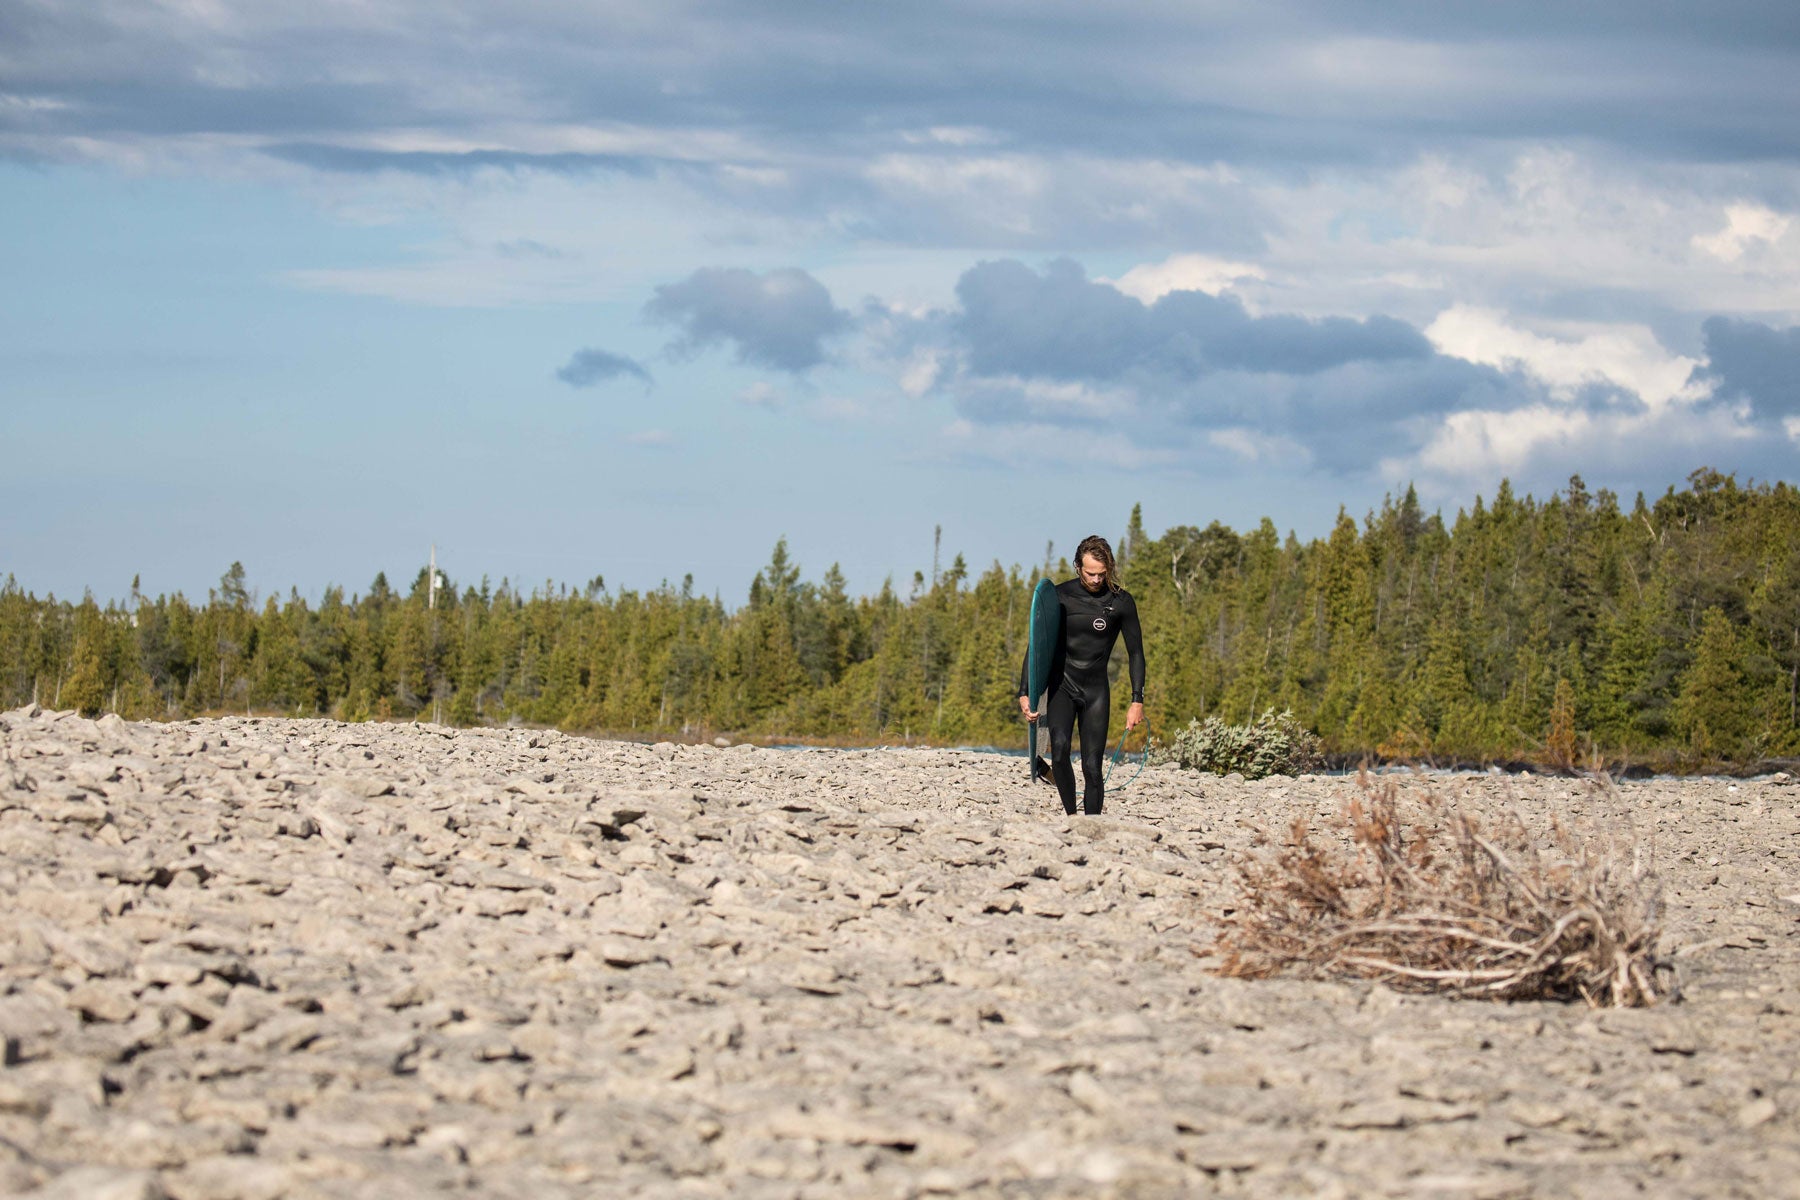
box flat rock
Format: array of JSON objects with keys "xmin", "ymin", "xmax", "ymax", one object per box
[{"xmin": 2, "ymin": 711, "xmax": 1795, "ymax": 1199}]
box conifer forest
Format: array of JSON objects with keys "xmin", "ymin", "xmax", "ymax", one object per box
[{"xmin": 6, "ymin": 468, "xmax": 1798, "ymax": 771}]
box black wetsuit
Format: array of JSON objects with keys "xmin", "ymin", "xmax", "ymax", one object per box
[{"xmin": 1019, "ymin": 580, "xmax": 1145, "ymax": 815}]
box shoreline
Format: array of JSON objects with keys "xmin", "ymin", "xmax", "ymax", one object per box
[{"xmin": 73, "ymin": 705, "xmax": 1800, "ymax": 780}]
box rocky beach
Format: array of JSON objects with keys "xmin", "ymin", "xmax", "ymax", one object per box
[{"xmin": 2, "ymin": 706, "xmax": 1797, "ymax": 1198}]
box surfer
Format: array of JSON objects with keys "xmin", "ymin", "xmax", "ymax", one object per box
[{"xmin": 1018, "ymin": 535, "xmax": 1145, "ymax": 815}]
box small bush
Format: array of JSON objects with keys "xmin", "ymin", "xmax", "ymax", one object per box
[
  {"xmin": 1152, "ymin": 708, "xmax": 1324, "ymax": 779},
  {"xmin": 1210, "ymin": 777, "xmax": 1673, "ymax": 1007}
]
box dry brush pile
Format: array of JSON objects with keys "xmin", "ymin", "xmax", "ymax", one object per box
[{"xmin": 1211, "ymin": 775, "xmax": 1675, "ymax": 1007}]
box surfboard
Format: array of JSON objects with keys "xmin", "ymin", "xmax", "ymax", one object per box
[{"xmin": 1024, "ymin": 577, "xmax": 1059, "ymax": 780}]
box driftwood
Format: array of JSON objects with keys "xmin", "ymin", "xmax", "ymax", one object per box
[{"xmin": 1211, "ymin": 775, "xmax": 1674, "ymax": 1007}]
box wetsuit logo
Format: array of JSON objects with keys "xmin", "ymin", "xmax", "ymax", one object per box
[{"xmin": 1092, "ymin": 617, "xmax": 1107, "ymax": 631}]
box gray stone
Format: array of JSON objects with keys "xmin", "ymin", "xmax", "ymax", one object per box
[
  {"xmin": 2, "ymin": 713, "xmax": 1793, "ymax": 1199},
  {"xmin": 28, "ymin": 1166, "xmax": 166, "ymax": 1200}
]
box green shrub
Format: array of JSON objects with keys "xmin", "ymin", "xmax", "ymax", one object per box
[{"xmin": 1152, "ymin": 708, "xmax": 1324, "ymax": 779}]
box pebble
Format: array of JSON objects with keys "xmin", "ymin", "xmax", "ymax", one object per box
[{"xmin": 1, "ymin": 705, "xmax": 1795, "ymax": 1197}]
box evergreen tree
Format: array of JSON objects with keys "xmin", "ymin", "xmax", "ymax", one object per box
[
  {"xmin": 61, "ymin": 597, "xmax": 109, "ymax": 716},
  {"xmin": 1675, "ymin": 606, "xmax": 1760, "ymax": 761},
  {"xmin": 2, "ymin": 466, "xmax": 1793, "ymax": 767}
]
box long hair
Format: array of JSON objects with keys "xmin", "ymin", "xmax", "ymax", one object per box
[{"xmin": 1073, "ymin": 534, "xmax": 1122, "ymax": 592}]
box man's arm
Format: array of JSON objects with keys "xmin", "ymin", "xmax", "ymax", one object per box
[
  {"xmin": 1122, "ymin": 596, "xmax": 1145, "ymax": 703},
  {"xmin": 1122, "ymin": 595, "xmax": 1146, "ymax": 728},
  {"xmin": 1018, "ymin": 645, "xmax": 1035, "ymax": 718}
]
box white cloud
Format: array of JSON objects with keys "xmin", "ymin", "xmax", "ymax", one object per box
[
  {"xmin": 1693, "ymin": 203, "xmax": 1792, "ymax": 263},
  {"xmin": 623, "ymin": 429, "xmax": 674, "ymax": 447},
  {"xmin": 1105, "ymin": 253, "xmax": 1264, "ymax": 303},
  {"xmin": 1406, "ymin": 404, "xmax": 1595, "ymax": 479},
  {"xmin": 1424, "ymin": 305, "xmax": 1701, "ymax": 410},
  {"xmin": 1390, "ymin": 392, "xmax": 1766, "ymax": 504},
  {"xmin": 1246, "ymin": 149, "xmax": 1800, "ymax": 326},
  {"xmin": 898, "ymin": 350, "xmax": 944, "ymax": 398}
]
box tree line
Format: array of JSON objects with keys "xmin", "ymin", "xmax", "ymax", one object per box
[{"xmin": 4, "ymin": 467, "xmax": 1796, "ymax": 769}]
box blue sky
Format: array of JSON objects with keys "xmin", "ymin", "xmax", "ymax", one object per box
[{"xmin": 5, "ymin": 1, "xmax": 1799, "ymax": 606}]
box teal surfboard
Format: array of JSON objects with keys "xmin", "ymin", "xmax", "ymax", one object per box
[{"xmin": 1025, "ymin": 577, "xmax": 1059, "ymax": 779}]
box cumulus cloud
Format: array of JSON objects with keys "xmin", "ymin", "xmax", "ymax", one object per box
[
  {"xmin": 1104, "ymin": 254, "xmax": 1265, "ymax": 303},
  {"xmin": 12, "ymin": 5, "xmax": 1799, "ymax": 509},
  {"xmin": 556, "ymin": 348, "xmax": 652, "ymax": 389},
  {"xmin": 1425, "ymin": 306, "xmax": 1701, "ymax": 410},
  {"xmin": 647, "ymin": 267, "xmax": 849, "ymax": 372},
  {"xmin": 1396, "ymin": 395, "xmax": 1776, "ymax": 502},
  {"xmin": 949, "ymin": 258, "xmax": 1431, "ymax": 386},
  {"xmin": 1693, "ymin": 204, "xmax": 1791, "ymax": 263},
  {"xmin": 1169, "ymin": 355, "xmax": 1539, "ymax": 472},
  {"xmin": 958, "ymin": 258, "xmax": 1433, "ymax": 383},
  {"xmin": 881, "ymin": 248, "xmax": 1799, "ymax": 492},
  {"xmin": 952, "ymin": 259, "xmax": 1148, "ymax": 380},
  {"xmin": 868, "ymin": 257, "xmax": 1543, "ymax": 474}
]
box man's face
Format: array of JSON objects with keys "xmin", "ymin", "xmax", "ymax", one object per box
[{"xmin": 1079, "ymin": 553, "xmax": 1108, "ymax": 593}]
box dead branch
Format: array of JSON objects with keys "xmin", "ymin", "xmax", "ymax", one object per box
[{"xmin": 1210, "ymin": 776, "xmax": 1674, "ymax": 1007}]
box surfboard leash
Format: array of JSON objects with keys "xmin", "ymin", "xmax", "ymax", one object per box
[{"xmin": 1105, "ymin": 714, "xmax": 1155, "ymax": 791}]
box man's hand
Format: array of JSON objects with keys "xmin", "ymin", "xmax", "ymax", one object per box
[
  {"xmin": 1019, "ymin": 695, "xmax": 1038, "ymax": 721},
  {"xmin": 1126, "ymin": 702, "xmax": 1144, "ymax": 730}
]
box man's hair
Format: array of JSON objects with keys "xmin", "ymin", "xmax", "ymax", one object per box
[{"xmin": 1074, "ymin": 534, "xmax": 1122, "ymax": 592}]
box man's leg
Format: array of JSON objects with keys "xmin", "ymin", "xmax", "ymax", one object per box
[
  {"xmin": 1045, "ymin": 684, "xmax": 1080, "ymax": 816},
  {"xmin": 1077, "ymin": 686, "xmax": 1111, "ymax": 815}
]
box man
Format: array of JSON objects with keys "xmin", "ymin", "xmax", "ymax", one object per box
[{"xmin": 1018, "ymin": 535, "xmax": 1145, "ymax": 815}]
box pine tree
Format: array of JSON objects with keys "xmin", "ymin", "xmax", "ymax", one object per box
[
  {"xmin": 1313, "ymin": 509, "xmax": 1376, "ymax": 744},
  {"xmin": 1749, "ymin": 542, "xmax": 1800, "ymax": 747},
  {"xmin": 61, "ymin": 597, "xmax": 109, "ymax": 716},
  {"xmin": 1675, "ymin": 606, "xmax": 1760, "ymax": 761}
]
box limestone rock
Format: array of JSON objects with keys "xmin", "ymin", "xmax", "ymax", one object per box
[{"xmin": 0, "ymin": 711, "xmax": 1791, "ymax": 1198}]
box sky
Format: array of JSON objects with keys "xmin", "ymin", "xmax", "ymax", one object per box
[{"xmin": 5, "ymin": 0, "xmax": 1800, "ymax": 607}]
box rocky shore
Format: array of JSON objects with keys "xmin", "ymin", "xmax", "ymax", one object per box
[{"xmin": 2, "ymin": 707, "xmax": 1797, "ymax": 1198}]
